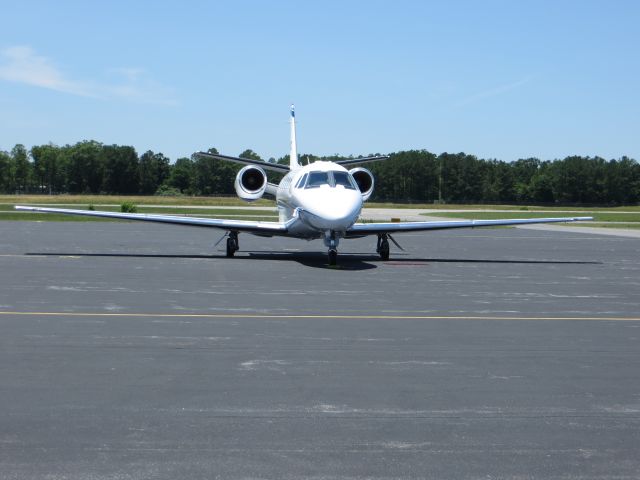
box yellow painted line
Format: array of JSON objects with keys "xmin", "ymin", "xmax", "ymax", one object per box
[{"xmin": 0, "ymin": 311, "xmax": 639, "ymax": 321}]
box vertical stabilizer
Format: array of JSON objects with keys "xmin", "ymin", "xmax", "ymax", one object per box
[{"xmin": 289, "ymin": 104, "xmax": 300, "ymax": 170}]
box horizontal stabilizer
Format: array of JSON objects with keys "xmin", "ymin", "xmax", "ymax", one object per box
[
  {"xmin": 194, "ymin": 152, "xmax": 290, "ymax": 173},
  {"xmin": 336, "ymin": 156, "xmax": 389, "ymax": 167}
]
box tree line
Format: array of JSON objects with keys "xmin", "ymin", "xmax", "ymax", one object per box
[{"xmin": 0, "ymin": 141, "xmax": 638, "ymax": 204}]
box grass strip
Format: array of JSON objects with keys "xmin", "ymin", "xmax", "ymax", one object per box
[
  {"xmin": 423, "ymin": 211, "xmax": 640, "ymax": 222},
  {"xmin": 1, "ymin": 195, "xmax": 273, "ymax": 207},
  {"xmin": 0, "ymin": 213, "xmax": 278, "ymax": 222},
  {"xmin": 3, "ymin": 196, "xmax": 640, "ymax": 211}
]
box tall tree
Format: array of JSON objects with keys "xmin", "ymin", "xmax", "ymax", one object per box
[
  {"xmin": 167, "ymin": 157, "xmax": 194, "ymax": 194},
  {"xmin": 0, "ymin": 150, "xmax": 15, "ymax": 193},
  {"xmin": 11, "ymin": 144, "xmax": 31, "ymax": 193},
  {"xmin": 102, "ymin": 145, "xmax": 139, "ymax": 194},
  {"xmin": 31, "ymin": 144, "xmax": 62, "ymax": 194},
  {"xmin": 239, "ymin": 149, "xmax": 262, "ymax": 161},
  {"xmin": 0, "ymin": 138, "xmax": 638, "ymax": 204},
  {"xmin": 64, "ymin": 141, "xmax": 104, "ymax": 193},
  {"xmin": 438, "ymin": 152, "xmax": 485, "ymax": 203},
  {"xmin": 139, "ymin": 150, "xmax": 170, "ymax": 194},
  {"xmin": 482, "ymin": 160, "xmax": 515, "ymax": 202},
  {"xmin": 192, "ymin": 148, "xmax": 237, "ymax": 195},
  {"xmin": 528, "ymin": 161, "xmax": 555, "ymax": 203}
]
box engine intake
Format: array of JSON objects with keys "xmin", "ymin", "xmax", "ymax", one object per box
[
  {"xmin": 350, "ymin": 167, "xmax": 375, "ymax": 201},
  {"xmin": 234, "ymin": 165, "xmax": 267, "ymax": 201}
]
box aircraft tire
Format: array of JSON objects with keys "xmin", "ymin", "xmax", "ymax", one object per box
[
  {"xmin": 226, "ymin": 237, "xmax": 237, "ymax": 257},
  {"xmin": 379, "ymin": 238, "xmax": 390, "ymax": 261}
]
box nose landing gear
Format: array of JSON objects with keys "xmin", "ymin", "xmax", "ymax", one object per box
[{"xmin": 324, "ymin": 230, "xmax": 339, "ymax": 266}]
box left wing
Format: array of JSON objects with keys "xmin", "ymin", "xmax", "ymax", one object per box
[
  {"xmin": 14, "ymin": 206, "xmax": 292, "ymax": 235},
  {"xmin": 346, "ymin": 216, "xmax": 593, "ymax": 237}
]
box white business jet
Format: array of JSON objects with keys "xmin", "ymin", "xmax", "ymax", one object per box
[{"xmin": 16, "ymin": 106, "xmax": 592, "ymax": 265}]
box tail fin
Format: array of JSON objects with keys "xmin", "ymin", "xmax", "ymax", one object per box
[{"xmin": 289, "ymin": 104, "xmax": 300, "ymax": 170}]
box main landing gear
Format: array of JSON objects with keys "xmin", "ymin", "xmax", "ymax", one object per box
[
  {"xmin": 226, "ymin": 231, "xmax": 239, "ymax": 257},
  {"xmin": 377, "ymin": 234, "xmax": 390, "ymax": 261}
]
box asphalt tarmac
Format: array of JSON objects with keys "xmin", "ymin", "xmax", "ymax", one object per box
[{"xmin": 1, "ymin": 221, "xmax": 639, "ymax": 479}]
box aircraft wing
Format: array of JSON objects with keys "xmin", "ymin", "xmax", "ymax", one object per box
[
  {"xmin": 346, "ymin": 216, "xmax": 593, "ymax": 236},
  {"xmin": 194, "ymin": 152, "xmax": 290, "ymax": 173},
  {"xmin": 336, "ymin": 156, "xmax": 389, "ymax": 167},
  {"xmin": 14, "ymin": 206, "xmax": 292, "ymax": 235}
]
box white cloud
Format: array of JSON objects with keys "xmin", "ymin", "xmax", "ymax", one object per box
[
  {"xmin": 455, "ymin": 77, "xmax": 531, "ymax": 108},
  {"xmin": 0, "ymin": 45, "xmax": 95, "ymax": 97},
  {"xmin": 0, "ymin": 45, "xmax": 178, "ymax": 105},
  {"xmin": 108, "ymin": 67, "xmax": 146, "ymax": 82},
  {"xmin": 106, "ymin": 68, "xmax": 179, "ymax": 106}
]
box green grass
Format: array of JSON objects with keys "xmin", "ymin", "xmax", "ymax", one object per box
[
  {"xmin": 1, "ymin": 213, "xmax": 278, "ymax": 222},
  {"xmin": 2, "ymin": 195, "xmax": 639, "ymax": 228},
  {"xmin": 5, "ymin": 196, "xmax": 640, "ymax": 211},
  {"xmin": 366, "ymin": 202, "xmax": 640, "ymax": 212},
  {"xmin": 2, "ymin": 194, "xmax": 273, "ymax": 207},
  {"xmin": 2, "ymin": 196, "xmax": 278, "ymax": 221},
  {"xmin": 422, "ymin": 211, "xmax": 640, "ymax": 222},
  {"xmin": 4, "ymin": 205, "xmax": 275, "ymax": 215},
  {"xmin": 420, "ymin": 210, "xmax": 640, "ymax": 229}
]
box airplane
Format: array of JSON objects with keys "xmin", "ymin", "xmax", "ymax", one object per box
[{"xmin": 16, "ymin": 105, "xmax": 593, "ymax": 265}]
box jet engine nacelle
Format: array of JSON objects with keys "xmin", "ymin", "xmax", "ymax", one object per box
[
  {"xmin": 350, "ymin": 167, "xmax": 375, "ymax": 201},
  {"xmin": 234, "ymin": 165, "xmax": 267, "ymax": 201}
]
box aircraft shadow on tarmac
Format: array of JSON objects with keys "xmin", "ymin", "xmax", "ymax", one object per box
[
  {"xmin": 25, "ymin": 251, "xmax": 377, "ymax": 271},
  {"xmin": 25, "ymin": 252, "xmax": 601, "ymax": 271},
  {"xmin": 245, "ymin": 252, "xmax": 602, "ymax": 269}
]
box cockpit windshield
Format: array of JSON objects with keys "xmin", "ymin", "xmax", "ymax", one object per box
[
  {"xmin": 306, "ymin": 171, "xmax": 330, "ymax": 188},
  {"xmin": 295, "ymin": 173, "xmax": 308, "ymax": 189},
  {"xmin": 301, "ymin": 171, "xmax": 357, "ymax": 190},
  {"xmin": 333, "ymin": 171, "xmax": 356, "ymax": 189}
]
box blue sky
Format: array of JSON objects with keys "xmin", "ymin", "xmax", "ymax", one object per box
[{"xmin": 1, "ymin": 0, "xmax": 638, "ymax": 162}]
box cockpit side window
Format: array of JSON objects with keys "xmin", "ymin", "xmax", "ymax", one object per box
[
  {"xmin": 306, "ymin": 171, "xmax": 330, "ymax": 188},
  {"xmin": 295, "ymin": 173, "xmax": 308, "ymax": 189},
  {"xmin": 332, "ymin": 171, "xmax": 356, "ymax": 190}
]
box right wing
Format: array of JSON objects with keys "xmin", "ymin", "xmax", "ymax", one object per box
[
  {"xmin": 347, "ymin": 216, "xmax": 594, "ymax": 236},
  {"xmin": 194, "ymin": 152, "xmax": 290, "ymax": 173},
  {"xmin": 14, "ymin": 206, "xmax": 293, "ymax": 236}
]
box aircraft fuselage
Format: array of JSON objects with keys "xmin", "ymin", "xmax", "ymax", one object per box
[{"xmin": 275, "ymin": 161, "xmax": 363, "ymax": 244}]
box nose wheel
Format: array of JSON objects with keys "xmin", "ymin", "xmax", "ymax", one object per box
[
  {"xmin": 226, "ymin": 231, "xmax": 239, "ymax": 257},
  {"xmin": 324, "ymin": 230, "xmax": 340, "ymax": 266},
  {"xmin": 377, "ymin": 234, "xmax": 390, "ymax": 260}
]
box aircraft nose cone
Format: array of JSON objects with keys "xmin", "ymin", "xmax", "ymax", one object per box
[
  {"xmin": 322, "ymin": 203, "xmax": 357, "ymax": 222},
  {"xmin": 300, "ymin": 189, "xmax": 362, "ymax": 230}
]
